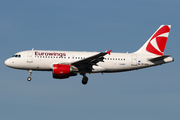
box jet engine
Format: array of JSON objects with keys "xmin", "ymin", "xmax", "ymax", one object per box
[{"xmin": 53, "ymin": 64, "xmax": 77, "ymax": 79}]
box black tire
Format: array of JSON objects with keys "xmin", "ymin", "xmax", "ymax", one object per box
[
  {"xmin": 82, "ymin": 76, "xmax": 88, "ymax": 85},
  {"xmin": 27, "ymin": 77, "xmax": 31, "ymax": 81}
]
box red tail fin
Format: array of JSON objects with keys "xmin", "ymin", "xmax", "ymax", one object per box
[
  {"xmin": 135, "ymin": 25, "xmax": 171, "ymax": 56},
  {"xmin": 146, "ymin": 25, "xmax": 170, "ymax": 56}
]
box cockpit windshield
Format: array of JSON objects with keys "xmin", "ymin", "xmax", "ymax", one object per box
[{"xmin": 12, "ymin": 54, "xmax": 21, "ymax": 58}]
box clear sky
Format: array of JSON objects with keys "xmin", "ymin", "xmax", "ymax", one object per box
[{"xmin": 0, "ymin": 0, "xmax": 179, "ymax": 120}]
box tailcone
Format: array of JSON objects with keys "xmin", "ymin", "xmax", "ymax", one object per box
[{"xmin": 164, "ymin": 57, "xmax": 174, "ymax": 63}]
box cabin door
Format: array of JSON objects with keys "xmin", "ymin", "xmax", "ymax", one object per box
[{"xmin": 27, "ymin": 51, "xmax": 33, "ymax": 63}]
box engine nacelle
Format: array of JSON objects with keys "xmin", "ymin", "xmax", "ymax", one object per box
[{"xmin": 53, "ymin": 64, "xmax": 77, "ymax": 79}]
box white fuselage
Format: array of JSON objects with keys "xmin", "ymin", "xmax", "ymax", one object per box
[
  {"xmin": 4, "ymin": 25, "xmax": 174, "ymax": 85},
  {"xmin": 5, "ymin": 50, "xmax": 174, "ymax": 73}
]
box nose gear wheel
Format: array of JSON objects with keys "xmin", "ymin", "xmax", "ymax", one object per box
[{"xmin": 27, "ymin": 70, "xmax": 32, "ymax": 81}]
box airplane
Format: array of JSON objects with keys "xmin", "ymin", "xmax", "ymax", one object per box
[{"xmin": 5, "ymin": 25, "xmax": 174, "ymax": 85}]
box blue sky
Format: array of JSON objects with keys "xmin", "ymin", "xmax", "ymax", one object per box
[{"xmin": 0, "ymin": 0, "xmax": 179, "ymax": 120}]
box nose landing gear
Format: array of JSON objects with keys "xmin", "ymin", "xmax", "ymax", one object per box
[{"xmin": 27, "ymin": 70, "xmax": 32, "ymax": 81}]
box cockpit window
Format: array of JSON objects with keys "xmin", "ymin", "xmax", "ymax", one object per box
[{"xmin": 12, "ymin": 54, "xmax": 21, "ymax": 58}]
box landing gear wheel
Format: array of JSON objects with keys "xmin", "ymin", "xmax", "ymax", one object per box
[
  {"xmin": 82, "ymin": 76, "xmax": 88, "ymax": 85},
  {"xmin": 27, "ymin": 70, "xmax": 32, "ymax": 82},
  {"xmin": 27, "ymin": 77, "xmax": 31, "ymax": 81}
]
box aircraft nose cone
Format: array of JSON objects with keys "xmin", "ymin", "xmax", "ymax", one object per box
[{"xmin": 5, "ymin": 59, "xmax": 11, "ymax": 67}]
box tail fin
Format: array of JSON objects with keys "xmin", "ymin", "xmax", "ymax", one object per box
[{"xmin": 135, "ymin": 25, "xmax": 171, "ymax": 56}]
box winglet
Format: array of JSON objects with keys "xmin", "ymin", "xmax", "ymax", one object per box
[{"xmin": 106, "ymin": 50, "xmax": 112, "ymax": 55}]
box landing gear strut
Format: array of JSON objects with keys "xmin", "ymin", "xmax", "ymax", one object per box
[{"xmin": 27, "ymin": 70, "xmax": 32, "ymax": 81}]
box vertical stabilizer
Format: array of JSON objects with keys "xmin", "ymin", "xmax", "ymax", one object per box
[{"xmin": 135, "ymin": 25, "xmax": 171, "ymax": 56}]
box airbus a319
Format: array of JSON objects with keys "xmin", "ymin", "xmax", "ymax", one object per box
[{"xmin": 5, "ymin": 25, "xmax": 174, "ymax": 85}]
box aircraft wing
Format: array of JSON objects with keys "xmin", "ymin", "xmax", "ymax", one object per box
[{"xmin": 71, "ymin": 50, "xmax": 112, "ymax": 72}]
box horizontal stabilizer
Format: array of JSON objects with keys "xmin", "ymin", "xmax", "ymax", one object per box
[{"xmin": 148, "ymin": 55, "xmax": 171, "ymax": 62}]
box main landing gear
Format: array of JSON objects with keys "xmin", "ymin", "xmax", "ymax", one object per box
[
  {"xmin": 81, "ymin": 73, "xmax": 88, "ymax": 85},
  {"xmin": 27, "ymin": 70, "xmax": 32, "ymax": 81}
]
